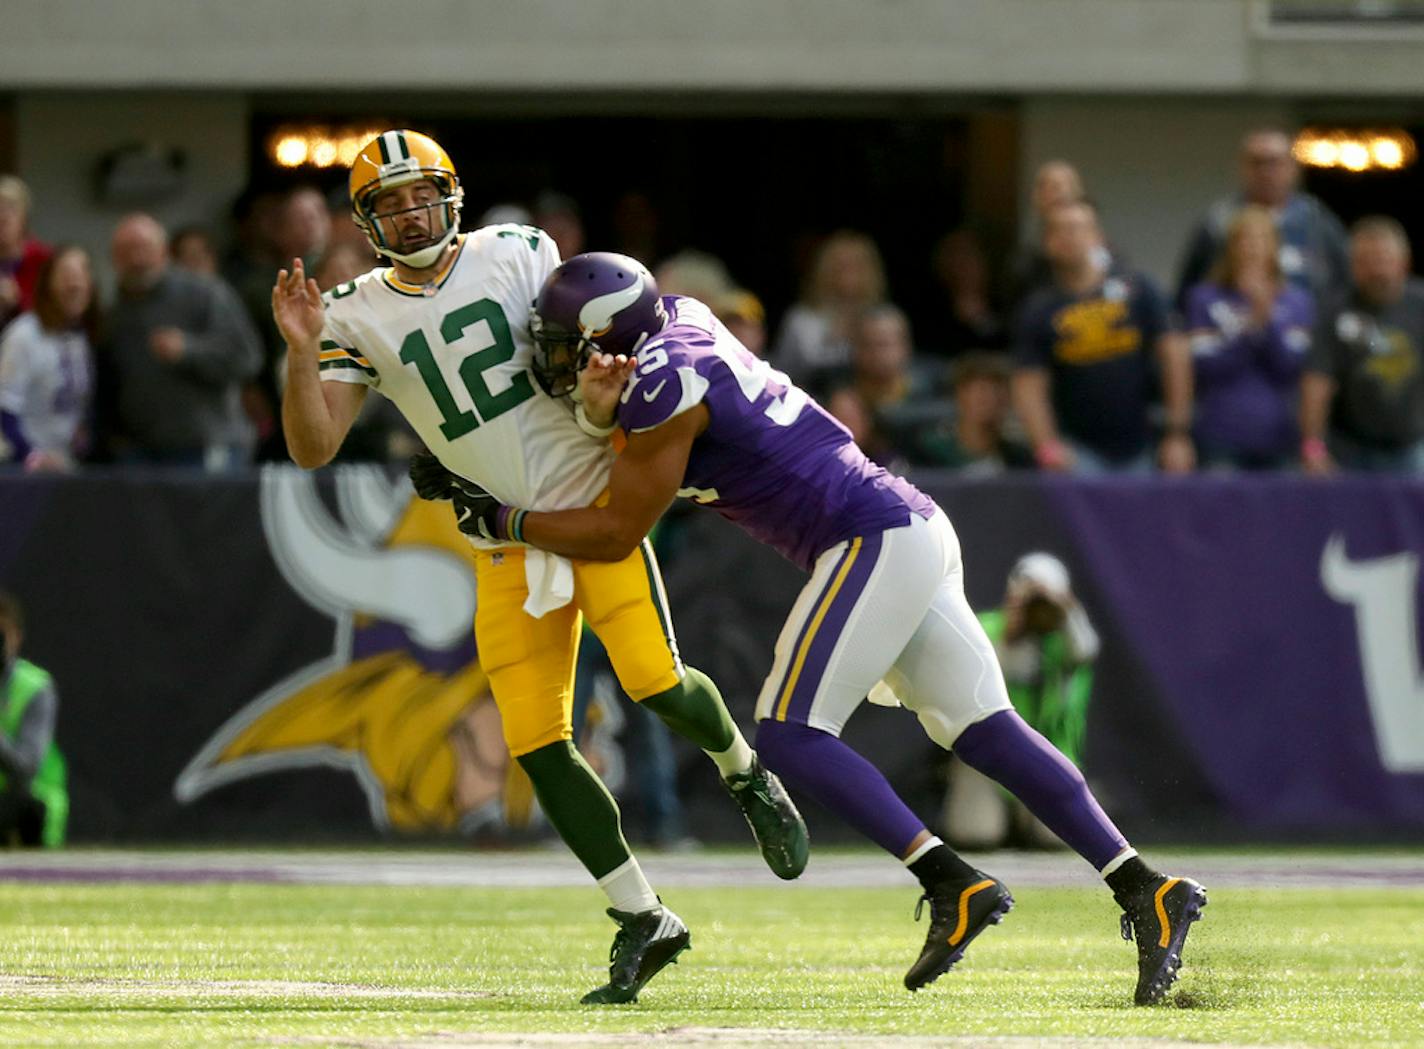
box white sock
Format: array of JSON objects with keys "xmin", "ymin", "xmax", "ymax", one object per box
[
  {"xmin": 708, "ymin": 731, "xmax": 755, "ymax": 779},
  {"xmin": 902, "ymin": 835, "xmax": 943, "ymax": 866},
  {"xmin": 1100, "ymin": 846, "xmax": 1139, "ymax": 878},
  {"xmin": 596, "ymin": 857, "xmax": 659, "ymax": 913}
]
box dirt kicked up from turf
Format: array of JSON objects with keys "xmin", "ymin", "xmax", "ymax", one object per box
[{"xmin": 276, "ymin": 1030, "xmax": 1310, "ymax": 1048}]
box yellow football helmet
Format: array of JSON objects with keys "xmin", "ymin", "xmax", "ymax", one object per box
[{"xmin": 349, "ymin": 129, "xmax": 463, "ymax": 268}]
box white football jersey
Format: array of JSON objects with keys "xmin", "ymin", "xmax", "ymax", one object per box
[{"xmin": 318, "ymin": 224, "xmax": 613, "ymax": 514}]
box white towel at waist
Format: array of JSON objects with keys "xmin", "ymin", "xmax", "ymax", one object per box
[{"xmin": 522, "ymin": 548, "xmax": 576, "ymax": 618}]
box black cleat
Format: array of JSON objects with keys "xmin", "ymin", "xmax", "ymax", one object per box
[
  {"xmin": 580, "ymin": 904, "xmax": 690, "ymax": 1005},
  {"xmin": 723, "ymin": 755, "xmax": 810, "ymax": 880},
  {"xmin": 1119, "ymin": 875, "xmax": 1208, "ymax": 1005},
  {"xmin": 903, "ymin": 872, "xmax": 1013, "ymax": 991}
]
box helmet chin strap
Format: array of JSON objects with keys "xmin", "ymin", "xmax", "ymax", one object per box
[{"xmin": 382, "ymin": 226, "xmax": 457, "ymax": 269}]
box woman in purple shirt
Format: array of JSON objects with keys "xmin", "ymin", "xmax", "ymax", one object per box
[{"xmin": 1183, "ymin": 206, "xmax": 1314, "ymax": 469}]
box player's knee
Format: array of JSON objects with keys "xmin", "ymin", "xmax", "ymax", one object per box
[
  {"xmin": 753, "ymin": 718, "xmax": 823, "ymax": 775},
  {"xmin": 912, "ymin": 706, "xmax": 963, "ymax": 750}
]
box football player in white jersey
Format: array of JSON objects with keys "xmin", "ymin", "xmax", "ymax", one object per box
[{"xmin": 271, "ymin": 130, "xmax": 807, "ymax": 1004}]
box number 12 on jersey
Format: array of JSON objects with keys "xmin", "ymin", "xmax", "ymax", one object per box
[{"xmin": 397, "ymin": 299, "xmax": 534, "ymax": 440}]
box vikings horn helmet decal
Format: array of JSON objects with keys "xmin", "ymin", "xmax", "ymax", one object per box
[
  {"xmin": 349, "ymin": 129, "xmax": 464, "ymax": 269},
  {"xmin": 530, "ymin": 251, "xmax": 668, "ymax": 397}
]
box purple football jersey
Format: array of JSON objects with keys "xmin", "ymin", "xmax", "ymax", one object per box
[{"xmin": 616, "ymin": 296, "xmax": 934, "ymax": 570}]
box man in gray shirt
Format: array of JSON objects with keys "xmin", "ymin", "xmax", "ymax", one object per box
[
  {"xmin": 1301, "ymin": 216, "xmax": 1424, "ymax": 474},
  {"xmin": 97, "ymin": 213, "xmax": 262, "ymax": 470}
]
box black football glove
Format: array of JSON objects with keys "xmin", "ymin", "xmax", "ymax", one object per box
[
  {"xmin": 409, "ymin": 451, "xmax": 462, "ymax": 501},
  {"xmin": 452, "ymin": 482, "xmax": 515, "ymax": 542}
]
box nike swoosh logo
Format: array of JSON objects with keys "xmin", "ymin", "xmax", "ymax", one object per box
[{"xmin": 642, "ymin": 379, "xmax": 668, "ymax": 402}]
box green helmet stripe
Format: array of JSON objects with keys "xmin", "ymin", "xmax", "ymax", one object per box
[
  {"xmin": 376, "ymin": 133, "xmax": 392, "ymax": 164},
  {"xmin": 395, "ymin": 131, "xmax": 412, "ymax": 160}
]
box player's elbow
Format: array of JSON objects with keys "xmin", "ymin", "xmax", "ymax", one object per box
[
  {"xmin": 592, "ymin": 521, "xmax": 646, "ymax": 562},
  {"xmin": 286, "ymin": 435, "xmax": 337, "ymax": 470}
]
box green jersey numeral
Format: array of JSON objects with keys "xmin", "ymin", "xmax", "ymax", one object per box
[
  {"xmin": 398, "ymin": 299, "xmax": 535, "ymax": 441},
  {"xmin": 496, "ymin": 226, "xmax": 542, "ymax": 252}
]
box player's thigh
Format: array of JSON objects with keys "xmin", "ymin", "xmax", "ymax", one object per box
[
  {"xmin": 474, "ymin": 548, "xmax": 581, "ymax": 757},
  {"xmin": 890, "ymin": 529, "xmax": 1012, "ymax": 748},
  {"xmin": 756, "ymin": 516, "xmax": 943, "ymax": 736},
  {"xmin": 574, "ymin": 540, "xmax": 683, "ymax": 702}
]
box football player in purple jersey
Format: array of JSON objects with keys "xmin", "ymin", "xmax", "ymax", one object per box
[{"xmin": 434, "ymin": 252, "xmax": 1207, "ymax": 1005}]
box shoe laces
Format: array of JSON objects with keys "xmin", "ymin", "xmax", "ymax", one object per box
[{"xmin": 1120, "ymin": 912, "xmax": 1135, "ymax": 943}]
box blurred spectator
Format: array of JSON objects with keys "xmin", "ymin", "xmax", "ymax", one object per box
[
  {"xmin": 313, "ymin": 242, "xmax": 375, "ymax": 293},
  {"xmin": 0, "ymin": 246, "xmax": 97, "ymax": 472},
  {"xmin": 1176, "ymin": 129, "xmax": 1349, "ymax": 312},
  {"xmin": 655, "ymin": 250, "xmax": 733, "ymax": 303},
  {"xmin": 534, "ymin": 191, "xmax": 585, "ymax": 260},
  {"xmin": 325, "ymin": 185, "xmax": 375, "ymax": 257},
  {"xmin": 714, "ymin": 288, "xmax": 767, "ymax": 358},
  {"xmin": 0, "ymin": 590, "xmax": 67, "ymax": 848},
  {"xmin": 171, "ymin": 226, "xmax": 220, "ymax": 277},
  {"xmin": 1010, "ymin": 160, "xmax": 1087, "ymax": 301},
  {"xmin": 479, "ymin": 202, "xmax": 534, "ymax": 227},
  {"xmin": 277, "ymin": 186, "xmax": 332, "ymax": 270},
  {"xmin": 611, "ymin": 191, "xmax": 660, "ymax": 263},
  {"xmin": 1301, "ymin": 216, "xmax": 1424, "ymax": 474},
  {"xmin": 0, "ymin": 176, "xmax": 52, "ymax": 333},
  {"xmin": 825, "ymin": 304, "xmax": 930, "ymax": 465},
  {"xmin": 943, "ymin": 553, "xmax": 1097, "ymax": 851},
  {"xmin": 929, "ymin": 228, "xmax": 1006, "ymax": 358},
  {"xmin": 1182, "ymin": 205, "xmax": 1314, "ymax": 470},
  {"xmin": 772, "ymin": 230, "xmax": 888, "ymax": 390},
  {"xmin": 96, "ymin": 213, "xmax": 262, "ymax": 470},
  {"xmin": 915, "ymin": 353, "xmax": 1032, "ymax": 473},
  {"xmin": 222, "ymin": 186, "xmax": 284, "ymax": 300},
  {"xmin": 1012, "ymin": 200, "xmax": 1194, "ymax": 473}
]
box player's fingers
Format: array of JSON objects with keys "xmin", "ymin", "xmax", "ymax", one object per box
[{"xmin": 306, "ymin": 278, "xmax": 322, "ymax": 302}]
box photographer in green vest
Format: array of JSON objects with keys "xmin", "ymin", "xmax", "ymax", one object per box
[
  {"xmin": 943, "ymin": 552, "xmax": 1099, "ymax": 850},
  {"xmin": 0, "ymin": 590, "xmax": 66, "ymax": 847}
]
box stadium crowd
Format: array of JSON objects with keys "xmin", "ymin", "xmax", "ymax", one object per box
[{"xmin": 2, "ymin": 127, "xmax": 1422, "ymax": 476}]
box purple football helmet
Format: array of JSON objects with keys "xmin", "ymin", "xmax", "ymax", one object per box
[{"xmin": 530, "ymin": 251, "xmax": 668, "ymax": 397}]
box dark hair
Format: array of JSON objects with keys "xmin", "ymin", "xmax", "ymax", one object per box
[
  {"xmin": 1351, "ymin": 215, "xmax": 1410, "ymax": 253},
  {"xmin": 951, "ymin": 351, "xmax": 1010, "ymax": 390},
  {"xmin": 32, "ymin": 244, "xmax": 97, "ymax": 340},
  {"xmin": 0, "ymin": 590, "xmax": 23, "ymax": 633}
]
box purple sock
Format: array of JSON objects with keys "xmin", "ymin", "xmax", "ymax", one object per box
[
  {"xmin": 756, "ymin": 719, "xmax": 925, "ymax": 857},
  {"xmin": 954, "ymin": 710, "xmax": 1128, "ymax": 870}
]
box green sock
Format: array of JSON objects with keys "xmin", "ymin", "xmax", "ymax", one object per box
[
  {"xmin": 641, "ymin": 665, "xmax": 737, "ymax": 754},
  {"xmin": 517, "ymin": 740, "xmax": 631, "ymax": 879}
]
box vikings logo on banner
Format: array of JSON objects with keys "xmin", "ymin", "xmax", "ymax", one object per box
[{"xmin": 174, "ymin": 466, "xmax": 529, "ymax": 833}]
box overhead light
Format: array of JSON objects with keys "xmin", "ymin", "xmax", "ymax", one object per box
[
  {"xmin": 267, "ymin": 125, "xmax": 389, "ymax": 169},
  {"xmin": 1293, "ymin": 127, "xmax": 1417, "ymax": 172}
]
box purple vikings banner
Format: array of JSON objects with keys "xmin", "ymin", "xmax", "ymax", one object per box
[{"xmin": 1, "ymin": 469, "xmax": 1421, "ymax": 843}]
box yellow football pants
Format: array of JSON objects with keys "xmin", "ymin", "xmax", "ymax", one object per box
[{"xmin": 474, "ymin": 540, "xmax": 684, "ymax": 757}]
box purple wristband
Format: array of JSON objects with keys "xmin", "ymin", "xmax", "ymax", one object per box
[{"xmin": 494, "ymin": 505, "xmax": 527, "ymax": 543}]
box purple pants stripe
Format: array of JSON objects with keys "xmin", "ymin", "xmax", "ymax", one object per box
[{"xmin": 777, "ymin": 531, "xmax": 884, "ymax": 725}]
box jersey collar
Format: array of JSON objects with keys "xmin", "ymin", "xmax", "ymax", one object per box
[{"xmin": 381, "ymin": 235, "xmax": 466, "ymax": 298}]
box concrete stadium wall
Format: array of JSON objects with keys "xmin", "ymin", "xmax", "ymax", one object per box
[
  {"xmin": 14, "ymin": 93, "xmax": 249, "ymax": 288},
  {"xmin": 1, "ymin": 0, "xmax": 1253, "ymax": 93}
]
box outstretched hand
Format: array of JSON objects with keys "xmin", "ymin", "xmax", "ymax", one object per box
[
  {"xmin": 271, "ymin": 258, "xmax": 326, "ymax": 349},
  {"xmin": 577, "ymin": 351, "xmax": 637, "ymax": 428}
]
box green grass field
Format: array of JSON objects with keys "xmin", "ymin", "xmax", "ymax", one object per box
[{"xmin": 1, "ymin": 858, "xmax": 1422, "ymax": 1048}]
